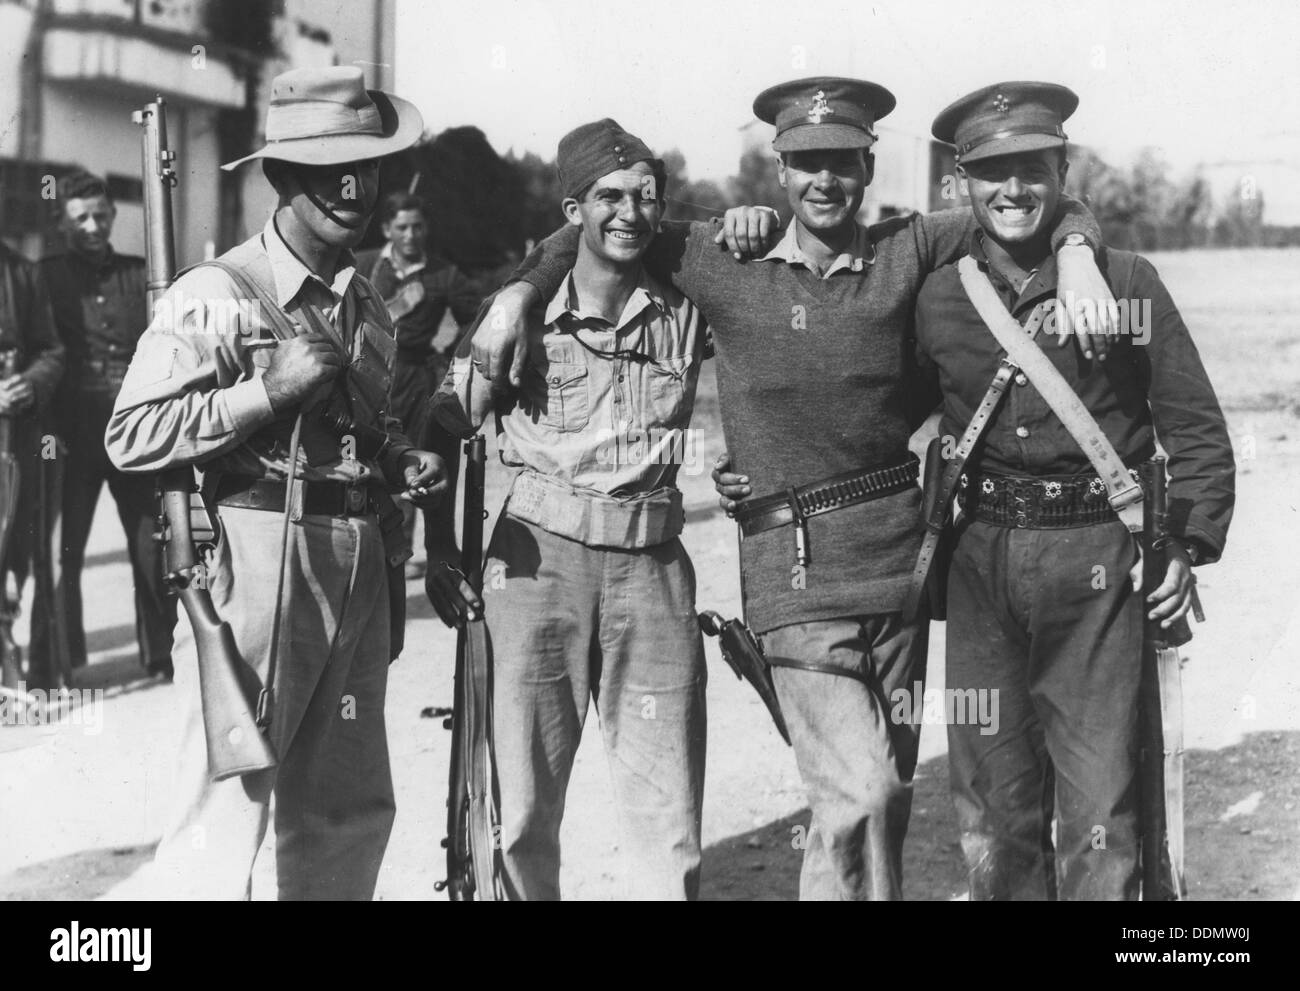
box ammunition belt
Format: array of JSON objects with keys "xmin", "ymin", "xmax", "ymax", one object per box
[
  {"xmin": 214, "ymin": 475, "xmax": 377, "ymax": 517},
  {"xmin": 733, "ymin": 456, "xmax": 919, "ymax": 538},
  {"xmin": 958, "ymin": 461, "xmax": 1153, "ymax": 529}
]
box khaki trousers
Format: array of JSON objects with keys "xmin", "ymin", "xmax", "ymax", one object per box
[{"xmin": 110, "ymin": 506, "xmax": 396, "ymax": 900}]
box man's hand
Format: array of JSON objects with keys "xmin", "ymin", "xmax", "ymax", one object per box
[
  {"xmin": 715, "ymin": 206, "xmax": 781, "ymax": 259},
  {"xmin": 1128, "ymin": 540, "xmax": 1194, "ymax": 628},
  {"xmin": 470, "ymin": 282, "xmax": 539, "ymax": 388},
  {"xmin": 397, "ymin": 449, "xmax": 448, "ymax": 506},
  {"xmin": 425, "ymin": 559, "xmax": 484, "ymax": 628},
  {"xmin": 712, "ymin": 451, "xmax": 752, "ymax": 515},
  {"xmin": 261, "ymin": 332, "xmax": 342, "ymax": 413},
  {"xmin": 1055, "ymin": 244, "xmax": 1120, "ymax": 361},
  {"xmin": 0, "ymin": 376, "xmax": 34, "ymax": 415}
]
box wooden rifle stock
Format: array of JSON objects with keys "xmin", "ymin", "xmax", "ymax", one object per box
[
  {"xmin": 437, "ymin": 434, "xmax": 504, "ymax": 900},
  {"xmin": 160, "ymin": 475, "xmax": 275, "ymax": 780},
  {"xmin": 136, "ymin": 97, "xmax": 274, "ymax": 780}
]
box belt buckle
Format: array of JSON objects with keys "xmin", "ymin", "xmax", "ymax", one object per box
[{"xmin": 344, "ymin": 483, "xmax": 368, "ymax": 516}]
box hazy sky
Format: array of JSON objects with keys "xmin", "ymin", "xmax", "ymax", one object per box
[{"xmin": 396, "ymin": 0, "xmax": 1300, "ymax": 222}]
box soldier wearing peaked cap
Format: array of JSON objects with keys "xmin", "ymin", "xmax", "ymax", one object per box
[
  {"xmin": 915, "ymin": 82, "xmax": 1235, "ymax": 899},
  {"xmin": 472, "ymin": 76, "xmax": 1116, "ymax": 900},
  {"xmin": 104, "ymin": 66, "xmax": 446, "ymax": 900}
]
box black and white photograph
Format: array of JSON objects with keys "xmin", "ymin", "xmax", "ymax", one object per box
[{"xmin": 0, "ymin": 0, "xmax": 1294, "ymax": 936}]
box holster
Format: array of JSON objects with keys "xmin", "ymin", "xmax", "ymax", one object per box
[{"xmin": 919, "ymin": 436, "xmax": 958, "ymax": 621}]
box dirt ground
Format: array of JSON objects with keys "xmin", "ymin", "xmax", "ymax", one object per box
[{"xmin": 1, "ymin": 247, "xmax": 1297, "ymax": 901}]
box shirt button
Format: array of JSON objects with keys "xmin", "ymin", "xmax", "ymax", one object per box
[
  {"xmin": 1014, "ymin": 372, "xmax": 1028, "ymax": 386},
  {"xmin": 614, "ymin": 396, "xmax": 622, "ymax": 404},
  {"xmin": 617, "ymin": 374, "xmax": 625, "ymax": 382},
  {"xmin": 1015, "ymin": 426, "xmax": 1030, "ymax": 439},
  {"xmin": 95, "ymin": 295, "xmax": 106, "ymax": 304},
  {"xmin": 613, "ymin": 145, "xmax": 623, "ymax": 153},
  {"xmin": 549, "ymin": 375, "xmax": 560, "ymax": 385}
]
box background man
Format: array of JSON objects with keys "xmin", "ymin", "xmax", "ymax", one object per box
[
  {"xmin": 914, "ymin": 82, "xmax": 1235, "ymax": 899},
  {"xmin": 427, "ymin": 120, "xmax": 709, "ymax": 900},
  {"xmin": 474, "ymin": 77, "xmax": 1113, "ymax": 900},
  {"xmin": 0, "ymin": 232, "xmax": 64, "ymax": 692},
  {"xmin": 104, "ymin": 66, "xmax": 444, "ymax": 900},
  {"xmin": 36, "ymin": 172, "xmax": 175, "ymax": 680},
  {"xmin": 357, "ymin": 193, "xmax": 479, "ymax": 577}
]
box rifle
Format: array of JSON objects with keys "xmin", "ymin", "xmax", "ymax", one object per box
[
  {"xmin": 0, "ymin": 350, "xmax": 30, "ymax": 705},
  {"xmin": 434, "ymin": 433, "xmax": 504, "ymax": 900},
  {"xmin": 1138, "ymin": 456, "xmax": 1194, "ymax": 900},
  {"xmin": 134, "ymin": 97, "xmax": 275, "ymax": 781}
]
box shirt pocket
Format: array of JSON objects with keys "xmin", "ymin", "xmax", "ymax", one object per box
[
  {"xmin": 537, "ymin": 361, "xmax": 591, "ymax": 433},
  {"xmin": 645, "ymin": 352, "xmax": 695, "ymax": 425}
]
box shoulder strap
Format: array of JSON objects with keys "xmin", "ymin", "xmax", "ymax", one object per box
[
  {"xmin": 899, "ymin": 305, "xmax": 1050, "ymax": 621},
  {"xmin": 181, "ymin": 259, "xmax": 299, "ymax": 342},
  {"xmin": 956, "ymin": 255, "xmax": 1143, "ymax": 533}
]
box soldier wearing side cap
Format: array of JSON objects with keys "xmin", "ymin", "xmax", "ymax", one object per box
[
  {"xmin": 471, "ymin": 77, "xmax": 1115, "ymax": 900},
  {"xmin": 426, "ymin": 120, "xmax": 709, "ymax": 900},
  {"xmin": 913, "ymin": 82, "xmax": 1235, "ymax": 899},
  {"xmin": 103, "ymin": 66, "xmax": 447, "ymax": 900}
]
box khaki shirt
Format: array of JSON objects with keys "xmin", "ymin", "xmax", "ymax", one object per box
[
  {"xmin": 437, "ymin": 268, "xmax": 707, "ymax": 495},
  {"xmin": 757, "ymin": 220, "xmax": 876, "ymax": 279},
  {"xmin": 105, "ymin": 218, "xmax": 412, "ymax": 483}
]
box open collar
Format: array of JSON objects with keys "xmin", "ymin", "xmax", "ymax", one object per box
[
  {"xmin": 758, "ymin": 220, "xmax": 876, "ymax": 278},
  {"xmin": 543, "ymin": 267, "xmax": 669, "ymax": 331},
  {"xmin": 262, "ymin": 217, "xmax": 358, "ymax": 309}
]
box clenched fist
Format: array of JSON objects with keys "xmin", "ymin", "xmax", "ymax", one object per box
[{"xmin": 261, "ymin": 332, "xmax": 343, "ymax": 413}]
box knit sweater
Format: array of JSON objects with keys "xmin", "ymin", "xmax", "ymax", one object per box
[{"xmin": 514, "ymin": 203, "xmax": 1100, "ymax": 633}]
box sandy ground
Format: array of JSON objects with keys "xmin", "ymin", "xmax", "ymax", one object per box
[{"xmin": 1, "ymin": 248, "xmax": 1297, "ymax": 901}]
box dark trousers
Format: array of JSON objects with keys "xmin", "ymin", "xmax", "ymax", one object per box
[
  {"xmin": 945, "ymin": 518, "xmax": 1142, "ymax": 901},
  {"xmin": 29, "ymin": 389, "xmax": 175, "ymax": 678}
]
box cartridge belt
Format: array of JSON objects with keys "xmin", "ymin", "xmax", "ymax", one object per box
[
  {"xmin": 959, "ymin": 462, "xmax": 1153, "ymax": 529},
  {"xmin": 734, "ymin": 456, "xmax": 919, "ymax": 540},
  {"xmin": 214, "ymin": 475, "xmax": 376, "ymax": 518}
]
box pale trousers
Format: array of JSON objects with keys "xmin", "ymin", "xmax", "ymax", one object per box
[
  {"xmin": 487, "ymin": 515, "xmax": 707, "ymax": 901},
  {"xmin": 112, "ymin": 505, "xmax": 396, "ymax": 900}
]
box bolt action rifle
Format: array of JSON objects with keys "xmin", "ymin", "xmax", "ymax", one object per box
[
  {"xmin": 135, "ymin": 97, "xmax": 275, "ymax": 781},
  {"xmin": 434, "ymin": 432, "xmax": 504, "ymax": 900}
]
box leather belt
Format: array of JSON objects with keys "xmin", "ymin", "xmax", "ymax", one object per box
[
  {"xmin": 734, "ymin": 457, "xmax": 919, "ymax": 564},
  {"xmin": 958, "ymin": 462, "xmax": 1152, "ymax": 529},
  {"xmin": 214, "ymin": 476, "xmax": 375, "ymax": 517}
]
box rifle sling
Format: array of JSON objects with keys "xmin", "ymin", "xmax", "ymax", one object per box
[
  {"xmin": 956, "ymin": 256, "xmax": 1144, "ymax": 533},
  {"xmin": 900, "ymin": 303, "xmax": 1050, "ymax": 621}
]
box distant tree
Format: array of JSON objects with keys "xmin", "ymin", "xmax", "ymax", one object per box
[
  {"xmin": 658, "ymin": 148, "xmax": 733, "ymax": 222},
  {"xmin": 729, "ymin": 146, "xmax": 789, "ymax": 224},
  {"xmin": 1214, "ymin": 184, "xmax": 1266, "ymax": 247}
]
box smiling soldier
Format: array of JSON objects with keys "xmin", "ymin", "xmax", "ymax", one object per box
[
  {"xmin": 470, "ymin": 77, "xmax": 1119, "ymax": 900},
  {"xmin": 915, "ymin": 82, "xmax": 1235, "ymax": 899},
  {"xmin": 426, "ymin": 120, "xmax": 710, "ymax": 900}
]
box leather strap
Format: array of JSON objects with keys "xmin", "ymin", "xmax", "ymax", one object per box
[
  {"xmin": 957, "ymin": 256, "xmax": 1144, "ymax": 533},
  {"xmin": 900, "ymin": 305, "xmax": 1049, "ymax": 621},
  {"xmin": 733, "ymin": 459, "xmax": 920, "ymax": 536}
]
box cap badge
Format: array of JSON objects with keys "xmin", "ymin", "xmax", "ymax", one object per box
[
  {"xmin": 808, "ymin": 90, "xmax": 832, "ymax": 124},
  {"xmin": 992, "ymin": 93, "xmax": 1011, "ymax": 113}
]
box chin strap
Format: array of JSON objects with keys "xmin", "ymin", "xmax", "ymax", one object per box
[{"xmin": 293, "ymin": 166, "xmax": 364, "ymax": 230}]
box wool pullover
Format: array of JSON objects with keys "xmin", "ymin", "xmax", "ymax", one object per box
[{"xmin": 514, "ymin": 203, "xmax": 1099, "ymax": 632}]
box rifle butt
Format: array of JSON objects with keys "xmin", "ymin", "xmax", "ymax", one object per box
[{"xmin": 180, "ymin": 586, "xmax": 276, "ymax": 782}]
